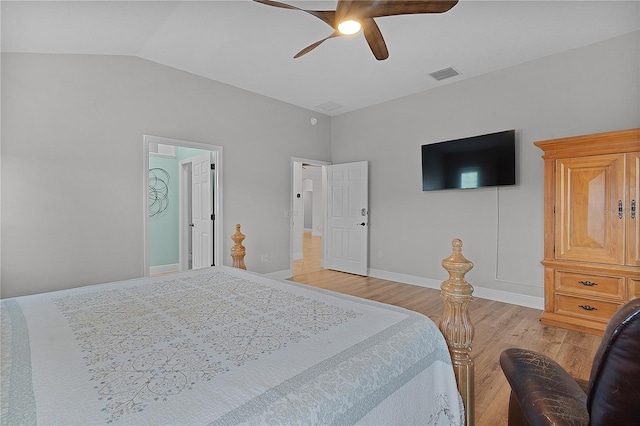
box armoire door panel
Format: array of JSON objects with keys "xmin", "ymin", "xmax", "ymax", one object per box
[
  {"xmin": 555, "ymin": 154, "xmax": 625, "ymax": 264},
  {"xmin": 627, "ymin": 152, "xmax": 640, "ymax": 266}
]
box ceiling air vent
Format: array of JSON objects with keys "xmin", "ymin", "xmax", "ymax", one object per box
[{"xmin": 429, "ymin": 67, "xmax": 460, "ymax": 82}]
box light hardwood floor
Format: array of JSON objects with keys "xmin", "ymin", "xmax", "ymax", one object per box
[
  {"xmin": 293, "ymin": 231, "xmax": 325, "ymax": 276},
  {"xmin": 290, "ymin": 231, "xmax": 602, "ymax": 425}
]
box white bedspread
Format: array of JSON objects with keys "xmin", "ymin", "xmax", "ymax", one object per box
[{"xmin": 1, "ymin": 266, "xmax": 463, "ymax": 425}]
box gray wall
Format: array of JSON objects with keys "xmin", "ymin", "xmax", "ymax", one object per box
[
  {"xmin": 1, "ymin": 53, "xmax": 331, "ymax": 298},
  {"xmin": 2, "ymin": 32, "xmax": 639, "ymax": 300},
  {"xmin": 331, "ymin": 31, "xmax": 640, "ymax": 298}
]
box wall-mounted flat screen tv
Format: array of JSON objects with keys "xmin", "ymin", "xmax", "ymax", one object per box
[{"xmin": 422, "ymin": 130, "xmax": 516, "ymax": 191}]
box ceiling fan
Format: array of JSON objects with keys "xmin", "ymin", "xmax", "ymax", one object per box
[{"xmin": 253, "ymin": 0, "xmax": 459, "ymax": 60}]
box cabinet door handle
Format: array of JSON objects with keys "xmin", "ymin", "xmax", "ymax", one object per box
[
  {"xmin": 579, "ymin": 280, "xmax": 598, "ymax": 287},
  {"xmin": 632, "ymin": 199, "xmax": 636, "ymax": 219},
  {"xmin": 618, "ymin": 200, "xmax": 623, "ymax": 219},
  {"xmin": 579, "ymin": 304, "xmax": 597, "ymax": 311}
]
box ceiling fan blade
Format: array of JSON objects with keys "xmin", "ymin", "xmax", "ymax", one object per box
[
  {"xmin": 305, "ymin": 10, "xmax": 337, "ymax": 28},
  {"xmin": 335, "ymin": 0, "xmax": 355, "ymax": 25},
  {"xmin": 362, "ymin": 18, "xmax": 389, "ymax": 60},
  {"xmin": 294, "ymin": 32, "xmax": 340, "ymax": 58},
  {"xmin": 253, "ymin": 0, "xmax": 336, "ymax": 28},
  {"xmin": 252, "ymin": 0, "xmax": 300, "ymax": 10},
  {"xmin": 353, "ymin": 0, "xmax": 459, "ymax": 18}
]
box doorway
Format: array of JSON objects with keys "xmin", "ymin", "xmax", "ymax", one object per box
[
  {"xmin": 295, "ymin": 170, "xmax": 324, "ymax": 275},
  {"xmin": 143, "ymin": 135, "xmax": 223, "ymax": 277},
  {"xmin": 290, "ymin": 158, "xmax": 370, "ymax": 278},
  {"xmin": 291, "ymin": 158, "xmax": 329, "ymax": 277}
]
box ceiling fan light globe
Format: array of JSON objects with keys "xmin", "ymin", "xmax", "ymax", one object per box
[{"xmin": 338, "ymin": 20, "xmax": 361, "ymax": 35}]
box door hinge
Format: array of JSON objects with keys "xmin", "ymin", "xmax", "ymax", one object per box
[
  {"xmin": 211, "ymin": 163, "xmax": 215, "ymax": 170},
  {"xmin": 211, "ymin": 214, "xmax": 215, "ymax": 221}
]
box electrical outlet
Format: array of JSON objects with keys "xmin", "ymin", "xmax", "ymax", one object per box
[{"xmin": 261, "ymin": 254, "xmax": 269, "ymax": 263}]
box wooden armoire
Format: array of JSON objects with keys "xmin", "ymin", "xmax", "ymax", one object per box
[{"xmin": 535, "ymin": 128, "xmax": 640, "ymax": 335}]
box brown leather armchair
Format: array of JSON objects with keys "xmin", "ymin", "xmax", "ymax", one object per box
[{"xmin": 500, "ymin": 298, "xmax": 640, "ymax": 425}]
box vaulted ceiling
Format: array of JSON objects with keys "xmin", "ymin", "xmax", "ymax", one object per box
[{"xmin": 2, "ymin": 1, "xmax": 639, "ymax": 115}]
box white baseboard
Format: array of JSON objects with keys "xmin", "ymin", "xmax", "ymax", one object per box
[
  {"xmin": 150, "ymin": 263, "xmax": 180, "ymax": 276},
  {"xmin": 265, "ymin": 270, "xmax": 293, "ymax": 280},
  {"xmin": 293, "ymin": 252, "xmax": 303, "ymax": 261},
  {"xmin": 369, "ymin": 268, "xmax": 544, "ymax": 310},
  {"xmin": 369, "ymin": 268, "xmax": 442, "ymax": 289},
  {"xmin": 270, "ymin": 266, "xmax": 543, "ymax": 310},
  {"xmin": 471, "ymin": 286, "xmax": 544, "ymax": 310}
]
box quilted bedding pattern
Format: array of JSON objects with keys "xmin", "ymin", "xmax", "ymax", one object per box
[{"xmin": 1, "ymin": 266, "xmax": 463, "ymax": 425}]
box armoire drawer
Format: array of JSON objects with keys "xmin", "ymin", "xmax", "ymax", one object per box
[
  {"xmin": 555, "ymin": 271, "xmax": 625, "ymax": 300},
  {"xmin": 555, "ymin": 294, "xmax": 623, "ymax": 322},
  {"xmin": 630, "ymin": 278, "xmax": 640, "ymax": 300}
]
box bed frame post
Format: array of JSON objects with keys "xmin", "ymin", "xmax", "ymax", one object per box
[
  {"xmin": 439, "ymin": 238, "xmax": 475, "ymax": 426},
  {"xmin": 231, "ymin": 224, "xmax": 247, "ymax": 269}
]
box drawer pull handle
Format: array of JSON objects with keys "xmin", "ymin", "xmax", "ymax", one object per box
[
  {"xmin": 579, "ymin": 305, "xmax": 597, "ymax": 311},
  {"xmin": 618, "ymin": 200, "xmax": 623, "ymax": 219},
  {"xmin": 578, "ymin": 280, "xmax": 598, "ymax": 287},
  {"xmin": 632, "ymin": 199, "xmax": 636, "ymax": 219}
]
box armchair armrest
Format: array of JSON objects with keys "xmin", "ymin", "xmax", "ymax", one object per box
[{"xmin": 500, "ymin": 348, "xmax": 589, "ymax": 426}]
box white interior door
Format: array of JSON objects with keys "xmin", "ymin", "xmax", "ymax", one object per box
[
  {"xmin": 326, "ymin": 161, "xmax": 369, "ymax": 275},
  {"xmin": 191, "ymin": 152, "xmax": 213, "ymax": 269}
]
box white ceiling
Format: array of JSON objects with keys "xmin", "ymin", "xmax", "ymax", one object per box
[{"xmin": 2, "ymin": 1, "xmax": 639, "ymax": 115}]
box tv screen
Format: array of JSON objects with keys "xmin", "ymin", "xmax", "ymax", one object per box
[{"xmin": 422, "ymin": 130, "xmax": 516, "ymax": 191}]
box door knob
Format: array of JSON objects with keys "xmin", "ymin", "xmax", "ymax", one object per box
[{"xmin": 358, "ymin": 222, "xmax": 366, "ymax": 226}]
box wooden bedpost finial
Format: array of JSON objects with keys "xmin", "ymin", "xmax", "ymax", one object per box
[
  {"xmin": 442, "ymin": 238, "xmax": 474, "ymax": 293},
  {"xmin": 440, "ymin": 238, "xmax": 475, "ymax": 426},
  {"xmin": 231, "ymin": 224, "xmax": 247, "ymax": 270}
]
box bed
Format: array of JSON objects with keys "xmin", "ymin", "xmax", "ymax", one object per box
[{"xmin": 1, "ymin": 237, "xmax": 475, "ymax": 425}]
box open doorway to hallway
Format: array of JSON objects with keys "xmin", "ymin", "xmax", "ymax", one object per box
[
  {"xmin": 143, "ymin": 135, "xmax": 223, "ymax": 277},
  {"xmin": 291, "ymin": 158, "xmax": 329, "ymax": 278},
  {"xmin": 291, "ymin": 158, "xmax": 370, "ymax": 278},
  {"xmin": 293, "ymin": 231, "xmax": 323, "ymax": 275}
]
